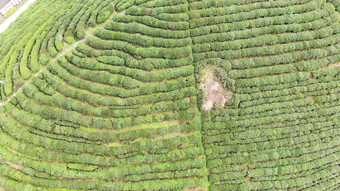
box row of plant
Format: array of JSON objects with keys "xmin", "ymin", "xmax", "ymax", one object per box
[
  {"xmin": 0, "ymin": 102, "xmax": 207, "ymax": 189},
  {"xmin": 192, "ymin": 12, "xmax": 339, "ymax": 45},
  {"xmin": 190, "ymin": 0, "xmax": 340, "ymax": 190},
  {"xmin": 203, "ymin": 101, "xmax": 340, "ymax": 189},
  {"xmin": 188, "ymin": 0, "xmax": 312, "ymax": 19},
  {"xmin": 67, "ymin": 53, "xmax": 194, "ymax": 82},
  {"xmin": 188, "ymin": 0, "xmax": 312, "ymax": 10},
  {"xmin": 194, "ymin": 22, "xmax": 340, "ymax": 52},
  {"xmin": 0, "ymin": 0, "xmax": 210, "ymax": 190},
  {"xmin": 41, "ymin": 70, "xmax": 197, "ymax": 107},
  {"xmin": 190, "ymin": 2, "xmax": 334, "ymax": 38},
  {"xmin": 190, "ymin": 0, "xmax": 325, "ymax": 28},
  {"xmin": 7, "ymin": 100, "xmax": 200, "ymax": 143},
  {"xmin": 23, "ymin": 82, "xmax": 195, "ymax": 118},
  {"xmin": 0, "ymin": 0, "xmax": 72, "ymax": 99},
  {"xmin": 1, "ymin": 0, "xmax": 339, "ymax": 189},
  {"xmin": 194, "ymin": 34, "xmax": 340, "ymax": 62},
  {"xmin": 0, "ymin": 0, "xmax": 115, "ymax": 101}
]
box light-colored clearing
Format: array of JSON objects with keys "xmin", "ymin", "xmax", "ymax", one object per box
[{"xmin": 200, "ymin": 67, "xmax": 233, "ymax": 111}]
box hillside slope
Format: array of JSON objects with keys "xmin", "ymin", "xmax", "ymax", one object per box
[{"xmin": 0, "ymin": 0, "xmax": 339, "ymax": 190}]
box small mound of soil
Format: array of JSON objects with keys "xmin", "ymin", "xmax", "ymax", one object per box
[{"xmin": 146, "ymin": 8, "xmax": 152, "ymax": 15}]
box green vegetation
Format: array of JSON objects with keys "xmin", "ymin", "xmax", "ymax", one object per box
[{"xmin": 0, "ymin": 0, "xmax": 339, "ymax": 190}]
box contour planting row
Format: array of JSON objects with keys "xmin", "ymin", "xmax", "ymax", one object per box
[
  {"xmin": 189, "ymin": 0, "xmax": 340, "ymax": 190},
  {"xmin": 1, "ymin": 0, "xmax": 340, "ymax": 190},
  {"xmin": 203, "ymin": 99, "xmax": 340, "ymax": 190},
  {"xmin": 0, "ymin": 0, "xmax": 116, "ymax": 101},
  {"xmin": 0, "ymin": 0, "xmax": 210, "ymax": 190},
  {"xmin": 0, "ymin": 0, "xmax": 72, "ymax": 99}
]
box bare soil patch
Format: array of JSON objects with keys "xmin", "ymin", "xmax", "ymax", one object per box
[
  {"xmin": 200, "ymin": 67, "xmax": 233, "ymax": 111},
  {"xmin": 185, "ymin": 186, "xmax": 205, "ymax": 191},
  {"xmin": 146, "ymin": 8, "xmax": 152, "ymax": 15},
  {"xmin": 6, "ymin": 161, "xmax": 24, "ymax": 171},
  {"xmin": 324, "ymin": 62, "xmax": 340, "ymax": 68}
]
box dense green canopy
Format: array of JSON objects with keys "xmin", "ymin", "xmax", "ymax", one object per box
[{"xmin": 0, "ymin": 0, "xmax": 339, "ymax": 190}]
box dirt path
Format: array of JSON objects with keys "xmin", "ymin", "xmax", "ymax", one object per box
[
  {"xmin": 0, "ymin": 11, "xmax": 124, "ymax": 107},
  {"xmin": 0, "ymin": 0, "xmax": 38, "ymax": 34}
]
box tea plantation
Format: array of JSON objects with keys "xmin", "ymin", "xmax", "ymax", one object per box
[{"xmin": 0, "ymin": 0, "xmax": 339, "ymax": 190}]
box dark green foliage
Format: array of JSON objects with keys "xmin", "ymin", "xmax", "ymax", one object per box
[
  {"xmin": 97, "ymin": 3, "xmax": 113, "ymax": 24},
  {"xmin": 0, "ymin": 0, "xmax": 339, "ymax": 190}
]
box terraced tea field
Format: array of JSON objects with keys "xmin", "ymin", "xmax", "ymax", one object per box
[{"xmin": 0, "ymin": 0, "xmax": 339, "ymax": 190}]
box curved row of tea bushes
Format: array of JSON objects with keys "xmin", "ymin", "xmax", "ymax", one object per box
[
  {"xmin": 189, "ymin": 0, "xmax": 340, "ymax": 190},
  {"xmin": 0, "ymin": 0, "xmax": 209, "ymax": 190}
]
